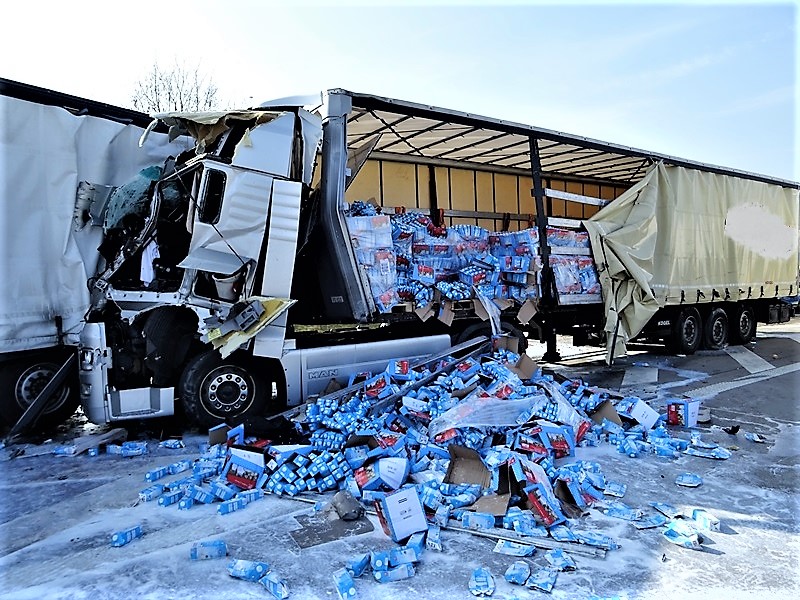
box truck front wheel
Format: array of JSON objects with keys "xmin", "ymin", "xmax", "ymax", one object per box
[
  {"xmin": 669, "ymin": 308, "xmax": 702, "ymax": 355},
  {"xmin": 0, "ymin": 355, "xmax": 79, "ymax": 429},
  {"xmin": 179, "ymin": 351, "xmax": 279, "ymax": 429}
]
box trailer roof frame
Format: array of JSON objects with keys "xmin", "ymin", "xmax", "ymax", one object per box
[{"xmin": 335, "ymin": 89, "xmax": 799, "ymax": 190}]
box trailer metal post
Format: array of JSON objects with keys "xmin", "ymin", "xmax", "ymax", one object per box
[
  {"xmin": 541, "ymin": 321, "xmax": 561, "ymax": 363},
  {"xmin": 529, "ymin": 137, "xmax": 558, "ymax": 308}
]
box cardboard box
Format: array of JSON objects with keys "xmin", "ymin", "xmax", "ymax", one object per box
[
  {"xmin": 667, "ymin": 399, "xmax": 701, "ymax": 427},
  {"xmin": 617, "ymin": 398, "xmax": 660, "ymax": 429},
  {"xmin": 222, "ymin": 445, "xmax": 266, "ymax": 490},
  {"xmin": 444, "ymin": 445, "xmax": 491, "ymax": 489},
  {"xmin": 588, "ymin": 399, "xmax": 623, "ymax": 426},
  {"xmin": 208, "ymin": 424, "xmax": 231, "ymax": 446},
  {"xmin": 374, "ymin": 487, "xmax": 428, "ymax": 542},
  {"xmin": 516, "ymin": 299, "xmax": 538, "ymax": 325},
  {"xmin": 354, "ymin": 457, "xmax": 409, "ymax": 491}
]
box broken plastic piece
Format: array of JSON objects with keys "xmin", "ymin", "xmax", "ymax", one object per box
[
  {"xmin": 493, "ymin": 540, "xmax": 535, "ymax": 556},
  {"xmin": 574, "ymin": 530, "xmax": 619, "ymax": 550},
  {"xmin": 469, "ymin": 567, "xmax": 495, "ymax": 596},
  {"xmin": 602, "ymin": 502, "xmax": 643, "ymax": 521},
  {"xmin": 684, "ymin": 446, "xmax": 731, "ymax": 460},
  {"xmin": 525, "ymin": 568, "xmax": 558, "ymax": 593},
  {"xmin": 632, "ymin": 513, "xmax": 669, "ymax": 529},
  {"xmin": 603, "ymin": 481, "xmax": 627, "ymax": 498},
  {"xmin": 651, "ymin": 502, "xmax": 681, "ymax": 518},
  {"xmin": 675, "ymin": 472, "xmax": 703, "ymax": 487},
  {"xmin": 662, "ymin": 520, "xmax": 701, "ymax": 549},
  {"xmin": 504, "ymin": 560, "xmax": 531, "ymax": 585},
  {"xmin": 691, "ymin": 508, "xmax": 720, "ymax": 531},
  {"xmin": 744, "ymin": 432, "xmax": 766, "ymax": 443},
  {"xmin": 544, "ymin": 548, "xmax": 577, "ymax": 571}
]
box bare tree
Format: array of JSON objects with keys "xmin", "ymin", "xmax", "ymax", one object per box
[{"xmin": 131, "ymin": 61, "xmax": 221, "ymax": 113}]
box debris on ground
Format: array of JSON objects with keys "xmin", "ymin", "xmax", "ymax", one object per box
[
  {"xmin": 675, "ymin": 473, "xmax": 703, "ymax": 487},
  {"xmin": 40, "ymin": 334, "xmax": 746, "ymax": 595}
]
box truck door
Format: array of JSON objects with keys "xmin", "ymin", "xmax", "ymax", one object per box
[{"xmin": 178, "ymin": 161, "xmax": 273, "ymax": 300}]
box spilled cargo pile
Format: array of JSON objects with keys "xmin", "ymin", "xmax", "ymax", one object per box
[
  {"xmin": 119, "ymin": 336, "xmax": 737, "ymax": 597},
  {"xmin": 344, "ymin": 201, "xmax": 600, "ymax": 314}
]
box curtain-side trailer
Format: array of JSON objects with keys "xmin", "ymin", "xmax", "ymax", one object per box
[{"xmin": 1, "ymin": 79, "xmax": 797, "ymax": 434}]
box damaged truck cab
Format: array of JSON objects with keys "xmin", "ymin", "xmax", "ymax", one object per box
[{"xmin": 77, "ymin": 99, "xmax": 451, "ymax": 427}]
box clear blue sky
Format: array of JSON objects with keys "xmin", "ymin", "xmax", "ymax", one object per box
[{"xmin": 2, "ymin": 1, "xmax": 796, "ymax": 181}]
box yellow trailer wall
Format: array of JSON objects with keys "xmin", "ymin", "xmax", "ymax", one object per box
[{"xmin": 345, "ymin": 159, "xmax": 627, "ymax": 229}]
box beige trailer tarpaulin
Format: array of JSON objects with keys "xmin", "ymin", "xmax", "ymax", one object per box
[{"xmin": 584, "ymin": 162, "xmax": 799, "ymax": 363}]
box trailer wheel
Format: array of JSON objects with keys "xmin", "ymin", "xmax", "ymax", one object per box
[
  {"xmin": 669, "ymin": 307, "xmax": 702, "ymax": 355},
  {"xmin": 703, "ymin": 307, "xmax": 729, "ymax": 350},
  {"xmin": 729, "ymin": 303, "xmax": 756, "ymax": 345},
  {"xmin": 0, "ymin": 356, "xmax": 79, "ymax": 429},
  {"xmin": 456, "ymin": 321, "xmax": 528, "ymax": 352},
  {"xmin": 179, "ymin": 351, "xmax": 280, "ymax": 428}
]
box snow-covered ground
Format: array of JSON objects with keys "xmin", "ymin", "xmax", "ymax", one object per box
[{"xmin": 1, "ymin": 326, "xmax": 798, "ymax": 600}]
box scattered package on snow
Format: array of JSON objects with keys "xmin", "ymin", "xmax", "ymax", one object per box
[
  {"xmin": 110, "ymin": 333, "xmax": 742, "ymax": 594},
  {"xmin": 110, "ymin": 525, "xmax": 142, "ymax": 547},
  {"xmin": 675, "ymin": 473, "xmax": 703, "ymax": 488},
  {"xmin": 468, "ymin": 567, "xmax": 496, "ymax": 596}
]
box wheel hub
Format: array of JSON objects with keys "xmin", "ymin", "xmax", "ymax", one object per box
[
  {"xmin": 712, "ymin": 319, "xmax": 724, "ymax": 342},
  {"xmin": 739, "ymin": 313, "xmax": 751, "ymax": 335},
  {"xmin": 15, "ymin": 364, "xmax": 69, "ymax": 414},
  {"xmin": 683, "ymin": 319, "xmax": 698, "ymax": 344},
  {"xmin": 202, "ymin": 368, "xmax": 253, "ymax": 415}
]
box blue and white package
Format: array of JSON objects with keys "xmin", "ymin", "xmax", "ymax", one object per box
[
  {"xmin": 544, "ymin": 548, "xmax": 577, "ymax": 571},
  {"xmin": 603, "ymin": 481, "xmax": 627, "ymax": 498},
  {"xmin": 190, "ymin": 540, "xmax": 228, "ymax": 560},
  {"xmin": 145, "ymin": 465, "xmax": 170, "ymax": 482},
  {"xmin": 227, "ymin": 559, "xmax": 269, "ymax": 582},
  {"xmin": 426, "ymin": 525, "xmax": 442, "ymax": 551},
  {"xmin": 373, "ymin": 564, "xmax": 415, "ymax": 583},
  {"xmin": 468, "ymin": 567, "xmax": 495, "ymax": 596},
  {"xmin": 158, "ymin": 489, "xmax": 184, "ymax": 507},
  {"xmin": 138, "ymin": 484, "xmax": 164, "ymax": 502},
  {"xmin": 493, "ymin": 540, "xmax": 535, "ymax": 556},
  {"xmin": 259, "ymin": 571, "xmax": 289, "ymax": 599},
  {"xmin": 675, "ymin": 472, "xmax": 703, "ymax": 487},
  {"xmin": 333, "ymin": 568, "xmax": 358, "ymax": 599},
  {"xmin": 526, "ymin": 568, "xmax": 558, "ymax": 592},
  {"xmin": 111, "ymin": 525, "xmax": 142, "ymax": 547},
  {"xmin": 345, "ymin": 553, "xmax": 370, "ymax": 578},
  {"xmin": 504, "ymin": 560, "xmax": 531, "ymax": 585}
]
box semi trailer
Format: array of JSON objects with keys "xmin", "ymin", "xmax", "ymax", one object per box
[{"xmin": 1, "ymin": 78, "xmax": 797, "ymax": 433}]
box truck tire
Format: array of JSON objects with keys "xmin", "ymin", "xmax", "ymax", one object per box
[
  {"xmin": 0, "ymin": 355, "xmax": 79, "ymax": 429},
  {"xmin": 669, "ymin": 307, "xmax": 702, "ymax": 355},
  {"xmin": 178, "ymin": 350, "xmax": 280, "ymax": 429},
  {"xmin": 456, "ymin": 321, "xmax": 528, "ymax": 352},
  {"xmin": 729, "ymin": 303, "xmax": 756, "ymax": 345},
  {"xmin": 703, "ymin": 307, "xmax": 729, "ymax": 350}
]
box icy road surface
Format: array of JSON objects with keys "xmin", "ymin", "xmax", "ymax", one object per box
[{"xmin": 1, "ymin": 323, "xmax": 798, "ymax": 600}]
